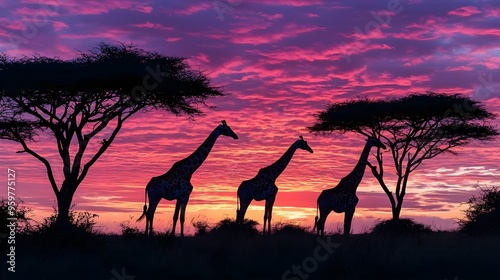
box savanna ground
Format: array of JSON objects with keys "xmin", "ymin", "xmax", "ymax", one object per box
[{"xmin": 1, "ymin": 222, "xmax": 499, "ymax": 280}]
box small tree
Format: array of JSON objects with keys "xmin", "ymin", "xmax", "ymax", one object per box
[
  {"xmin": 459, "ymin": 185, "xmax": 500, "ymax": 234},
  {"xmin": 0, "ymin": 43, "xmax": 224, "ymax": 230},
  {"xmin": 0, "ymin": 198, "xmax": 34, "ymax": 235},
  {"xmin": 309, "ymin": 92, "xmax": 498, "ymax": 220}
]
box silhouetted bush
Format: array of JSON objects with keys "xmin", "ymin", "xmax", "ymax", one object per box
[
  {"xmin": 209, "ymin": 218, "xmax": 259, "ymax": 236},
  {"xmin": 32, "ymin": 205, "xmax": 100, "ymax": 238},
  {"xmin": 459, "ymin": 186, "xmax": 500, "ymax": 235},
  {"xmin": 371, "ymin": 218, "xmax": 432, "ymax": 235},
  {"xmin": 192, "ymin": 219, "xmax": 211, "ymax": 236},
  {"xmin": 120, "ymin": 216, "xmax": 142, "ymax": 239},
  {"xmin": 273, "ymin": 221, "xmax": 310, "ymax": 235},
  {"xmin": 0, "ymin": 198, "xmax": 35, "ymax": 235}
]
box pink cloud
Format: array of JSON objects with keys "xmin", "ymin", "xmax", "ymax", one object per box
[
  {"xmin": 229, "ymin": 22, "xmax": 273, "ymax": 35},
  {"xmin": 439, "ymin": 24, "xmax": 500, "ymax": 37},
  {"xmin": 445, "ymin": 66, "xmax": 474, "ymax": 71},
  {"xmin": 259, "ymin": 13, "xmax": 284, "ymax": 20},
  {"xmin": 11, "ymin": 6, "xmax": 59, "ymax": 17},
  {"xmin": 52, "ymin": 21, "xmax": 69, "ymax": 31},
  {"xmin": 59, "ymin": 29, "xmax": 132, "ymax": 40},
  {"xmin": 448, "ymin": 6, "xmax": 481, "ymax": 17},
  {"xmin": 229, "ymin": 24, "xmax": 324, "ymax": 45},
  {"xmin": 189, "ymin": 52, "xmax": 211, "ymax": 64},
  {"xmin": 247, "ymin": 0, "xmax": 324, "ymax": 6},
  {"xmin": 134, "ymin": 5, "xmax": 153, "ymax": 13},
  {"xmin": 403, "ymin": 56, "xmax": 431, "ymax": 66},
  {"xmin": 131, "ymin": 22, "xmax": 173, "ymax": 31},
  {"xmin": 2, "ymin": 21, "xmax": 25, "ymax": 31},
  {"xmin": 60, "ymin": 0, "xmax": 144, "ymax": 15},
  {"xmin": 166, "ymin": 37, "xmax": 182, "ymax": 42},
  {"xmin": 485, "ymin": 7, "xmax": 500, "ymax": 17},
  {"xmin": 172, "ymin": 2, "xmax": 211, "ymax": 15},
  {"xmin": 14, "ymin": 0, "xmax": 149, "ymax": 16}
]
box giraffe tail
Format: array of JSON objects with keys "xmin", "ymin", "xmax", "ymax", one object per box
[
  {"xmin": 313, "ymin": 201, "xmax": 319, "ymax": 231},
  {"xmin": 236, "ymin": 192, "xmax": 240, "ymax": 222},
  {"xmin": 136, "ymin": 188, "xmax": 148, "ymax": 222}
]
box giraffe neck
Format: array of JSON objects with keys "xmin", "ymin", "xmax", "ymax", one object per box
[
  {"xmin": 344, "ymin": 141, "xmax": 373, "ymax": 193},
  {"xmin": 183, "ymin": 127, "xmax": 221, "ymax": 174},
  {"xmin": 261, "ymin": 143, "xmax": 298, "ymax": 180}
]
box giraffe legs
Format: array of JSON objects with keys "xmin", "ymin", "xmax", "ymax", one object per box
[
  {"xmin": 236, "ymin": 196, "xmax": 251, "ymax": 224},
  {"xmin": 172, "ymin": 197, "xmax": 189, "ymax": 237},
  {"xmin": 343, "ymin": 208, "xmax": 355, "ymax": 236},
  {"xmin": 179, "ymin": 202, "xmax": 187, "ymax": 237},
  {"xmin": 145, "ymin": 196, "xmax": 161, "ymax": 236},
  {"xmin": 263, "ymin": 196, "xmax": 275, "ymax": 235},
  {"xmin": 172, "ymin": 200, "xmax": 181, "ymax": 237},
  {"xmin": 316, "ymin": 209, "xmax": 331, "ymax": 236}
]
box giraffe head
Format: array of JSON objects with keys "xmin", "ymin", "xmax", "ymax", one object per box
[
  {"xmin": 296, "ymin": 135, "xmax": 314, "ymax": 153},
  {"xmin": 367, "ymin": 136, "xmax": 386, "ymax": 150},
  {"xmin": 218, "ymin": 120, "xmax": 239, "ymax": 139}
]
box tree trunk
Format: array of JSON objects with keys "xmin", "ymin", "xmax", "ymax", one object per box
[
  {"xmin": 392, "ymin": 205, "xmax": 401, "ymax": 220},
  {"xmin": 54, "ymin": 178, "xmax": 78, "ymax": 231}
]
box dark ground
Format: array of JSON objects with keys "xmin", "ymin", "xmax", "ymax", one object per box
[{"xmin": 1, "ymin": 230, "xmax": 499, "ymax": 280}]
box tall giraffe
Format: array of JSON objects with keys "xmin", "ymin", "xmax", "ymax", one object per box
[
  {"xmin": 236, "ymin": 136, "xmax": 313, "ymax": 235},
  {"xmin": 137, "ymin": 120, "xmax": 238, "ymax": 236},
  {"xmin": 314, "ymin": 136, "xmax": 386, "ymax": 236}
]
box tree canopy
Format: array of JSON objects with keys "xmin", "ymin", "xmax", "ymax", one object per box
[
  {"xmin": 0, "ymin": 42, "xmax": 224, "ymax": 228},
  {"xmin": 309, "ymin": 92, "xmax": 498, "ymax": 219}
]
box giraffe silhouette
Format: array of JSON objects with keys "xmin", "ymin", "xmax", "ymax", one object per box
[
  {"xmin": 236, "ymin": 136, "xmax": 313, "ymax": 235},
  {"xmin": 137, "ymin": 120, "xmax": 238, "ymax": 236},
  {"xmin": 314, "ymin": 136, "xmax": 386, "ymax": 236}
]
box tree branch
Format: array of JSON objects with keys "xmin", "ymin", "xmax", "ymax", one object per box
[
  {"xmin": 366, "ymin": 160, "xmax": 396, "ymax": 209},
  {"xmin": 16, "ymin": 136, "xmax": 59, "ymax": 195},
  {"xmin": 77, "ymin": 114, "xmax": 124, "ymax": 185}
]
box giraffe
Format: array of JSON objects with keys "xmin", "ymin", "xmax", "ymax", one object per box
[
  {"xmin": 137, "ymin": 120, "xmax": 238, "ymax": 236},
  {"xmin": 236, "ymin": 136, "xmax": 314, "ymax": 235},
  {"xmin": 314, "ymin": 136, "xmax": 386, "ymax": 236}
]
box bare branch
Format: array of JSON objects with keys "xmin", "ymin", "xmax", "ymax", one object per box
[
  {"xmin": 78, "ymin": 114, "xmax": 124, "ymax": 184},
  {"xmin": 16, "ymin": 136, "xmax": 59, "ymax": 195}
]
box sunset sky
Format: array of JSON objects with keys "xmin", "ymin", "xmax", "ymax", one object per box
[{"xmin": 1, "ymin": 0, "xmax": 499, "ymax": 235}]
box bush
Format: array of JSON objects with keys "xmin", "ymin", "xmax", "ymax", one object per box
[
  {"xmin": 371, "ymin": 218, "xmax": 433, "ymax": 235},
  {"xmin": 192, "ymin": 219, "xmax": 211, "ymax": 236},
  {"xmin": 273, "ymin": 221, "xmax": 310, "ymax": 235},
  {"xmin": 33, "ymin": 205, "xmax": 100, "ymax": 237},
  {"xmin": 0, "ymin": 198, "xmax": 35, "ymax": 235},
  {"xmin": 209, "ymin": 218, "xmax": 259, "ymax": 236},
  {"xmin": 459, "ymin": 185, "xmax": 500, "ymax": 235},
  {"xmin": 120, "ymin": 216, "xmax": 142, "ymax": 238}
]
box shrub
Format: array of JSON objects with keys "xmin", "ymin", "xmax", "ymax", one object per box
[
  {"xmin": 371, "ymin": 218, "xmax": 432, "ymax": 235},
  {"xmin": 209, "ymin": 218, "xmax": 259, "ymax": 236},
  {"xmin": 192, "ymin": 219, "xmax": 211, "ymax": 236},
  {"xmin": 33, "ymin": 205, "xmax": 100, "ymax": 237},
  {"xmin": 120, "ymin": 216, "xmax": 142, "ymax": 238},
  {"xmin": 273, "ymin": 221, "xmax": 310, "ymax": 235},
  {"xmin": 458, "ymin": 185, "xmax": 500, "ymax": 235},
  {"xmin": 0, "ymin": 198, "xmax": 35, "ymax": 235}
]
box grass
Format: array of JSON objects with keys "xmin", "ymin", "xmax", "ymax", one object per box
[{"xmin": 2, "ymin": 229, "xmax": 499, "ymax": 280}]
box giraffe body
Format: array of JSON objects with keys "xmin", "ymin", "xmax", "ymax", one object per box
[
  {"xmin": 137, "ymin": 120, "xmax": 238, "ymax": 236},
  {"xmin": 236, "ymin": 136, "xmax": 313, "ymax": 234},
  {"xmin": 314, "ymin": 137, "xmax": 386, "ymax": 236}
]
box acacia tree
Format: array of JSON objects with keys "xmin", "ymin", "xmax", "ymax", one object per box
[
  {"xmin": 0, "ymin": 43, "xmax": 223, "ymax": 229},
  {"xmin": 309, "ymin": 92, "xmax": 498, "ymax": 220}
]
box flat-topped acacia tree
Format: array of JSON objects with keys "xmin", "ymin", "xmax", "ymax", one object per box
[
  {"xmin": 309, "ymin": 92, "xmax": 498, "ymax": 220},
  {"xmin": 0, "ymin": 43, "xmax": 224, "ymax": 230}
]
